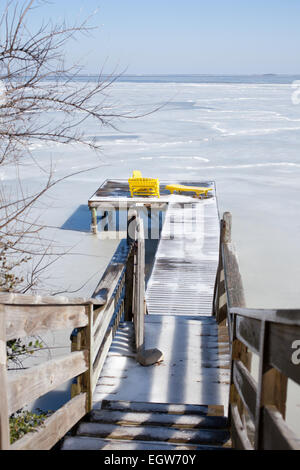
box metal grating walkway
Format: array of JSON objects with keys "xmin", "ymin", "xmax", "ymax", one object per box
[{"xmin": 146, "ymin": 195, "xmax": 220, "ymax": 316}]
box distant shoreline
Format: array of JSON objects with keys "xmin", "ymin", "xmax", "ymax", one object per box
[{"xmin": 41, "ymin": 74, "xmax": 300, "ymax": 84}]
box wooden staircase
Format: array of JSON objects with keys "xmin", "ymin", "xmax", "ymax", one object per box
[{"xmin": 61, "ymin": 400, "xmax": 231, "ymax": 450}]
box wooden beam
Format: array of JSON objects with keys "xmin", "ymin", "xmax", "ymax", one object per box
[
  {"xmin": 230, "ymin": 404, "xmax": 253, "ymax": 450},
  {"xmin": 7, "ymin": 350, "xmax": 88, "ymax": 415},
  {"xmin": 127, "ymin": 208, "xmax": 137, "ymax": 244},
  {"xmin": 236, "ymin": 315, "xmax": 261, "ymax": 354},
  {"xmin": 0, "ymin": 292, "xmax": 104, "ymax": 306},
  {"xmin": 92, "ymin": 239, "xmax": 130, "ymax": 304},
  {"xmin": 10, "ymin": 393, "xmax": 87, "ymax": 450},
  {"xmin": 134, "ymin": 217, "xmax": 145, "ymax": 353},
  {"xmin": 268, "ymin": 323, "xmax": 300, "ymax": 386},
  {"xmin": 5, "ymin": 304, "xmax": 88, "ymax": 341},
  {"xmin": 90, "ymin": 207, "xmax": 98, "ymax": 234},
  {"xmin": 124, "ymin": 244, "xmax": 135, "ymax": 321},
  {"xmin": 222, "ymin": 212, "xmax": 246, "ymax": 309},
  {"xmin": 92, "ymin": 300, "xmax": 115, "ymax": 364},
  {"xmin": 84, "ymin": 305, "xmax": 93, "ymax": 413},
  {"xmin": 92, "ymin": 329, "xmax": 113, "ymax": 392},
  {"xmin": 213, "ymin": 220, "xmax": 228, "ymax": 324},
  {"xmin": 254, "ymin": 321, "xmax": 288, "ymax": 449},
  {"xmin": 261, "ymin": 405, "xmax": 300, "ymax": 450},
  {"xmin": 233, "ymin": 360, "xmax": 257, "ymax": 423},
  {"xmin": 230, "ymin": 307, "xmax": 300, "ymax": 326}
]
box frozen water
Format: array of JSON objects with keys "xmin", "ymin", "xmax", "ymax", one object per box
[
  {"xmin": 4, "ymin": 76, "xmax": 300, "ymax": 431},
  {"xmin": 5, "ymin": 76, "xmax": 299, "ymax": 308}
]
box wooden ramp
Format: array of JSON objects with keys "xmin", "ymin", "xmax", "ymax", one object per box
[
  {"xmin": 61, "ymin": 187, "xmax": 231, "ymax": 450},
  {"xmin": 146, "ymin": 196, "xmax": 220, "ymax": 316}
]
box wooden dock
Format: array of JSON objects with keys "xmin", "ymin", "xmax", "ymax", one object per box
[
  {"xmin": 1, "ymin": 179, "xmax": 300, "ymax": 451},
  {"xmin": 146, "ymin": 196, "xmax": 220, "ymax": 316},
  {"xmin": 62, "ymin": 180, "xmax": 232, "ymax": 450}
]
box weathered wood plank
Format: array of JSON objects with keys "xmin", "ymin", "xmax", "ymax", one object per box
[
  {"xmin": 7, "ymin": 351, "xmax": 88, "ymax": 414},
  {"xmin": 0, "ymin": 293, "xmax": 103, "ymax": 306},
  {"xmin": 90, "ymin": 409, "xmax": 228, "ymax": 429},
  {"xmin": 231, "ymin": 307, "xmax": 300, "ymax": 326},
  {"xmin": 92, "ymin": 302, "xmax": 115, "ymax": 364},
  {"xmin": 124, "ymin": 211, "xmax": 136, "ymax": 321},
  {"xmin": 262, "ymin": 405, "xmax": 300, "ymax": 450},
  {"xmin": 101, "ymin": 400, "xmax": 224, "ymax": 416},
  {"xmin": 214, "ymin": 220, "xmax": 228, "ymax": 324},
  {"xmin": 230, "ymin": 404, "xmax": 253, "ymax": 450},
  {"xmin": 92, "ymin": 330, "xmax": 113, "ymax": 392},
  {"xmin": 233, "ymin": 360, "xmax": 257, "ymax": 423},
  {"xmin": 77, "ymin": 421, "xmax": 230, "ymax": 445},
  {"xmin": 236, "ymin": 316, "xmax": 260, "ymax": 354},
  {"xmin": 222, "ymin": 244, "xmax": 246, "ymax": 309},
  {"xmin": 5, "ymin": 305, "xmax": 88, "ymax": 341},
  {"xmin": 134, "ymin": 217, "xmax": 145, "ymax": 352},
  {"xmin": 84, "ymin": 305, "xmax": 93, "ymax": 413},
  {"xmin": 268, "ymin": 323, "xmax": 300, "ymax": 386},
  {"xmin": 11, "ymin": 393, "xmax": 87, "ymax": 450},
  {"xmin": 92, "ymin": 239, "xmax": 130, "ymax": 304},
  {"xmin": 261, "ymin": 368, "xmax": 288, "ymax": 420},
  {"xmin": 221, "ymin": 212, "xmax": 246, "ymax": 309},
  {"xmin": 61, "ymin": 436, "xmax": 226, "ymax": 451}
]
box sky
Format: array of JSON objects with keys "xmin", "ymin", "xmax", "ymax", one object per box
[{"xmin": 17, "ymin": 0, "xmax": 300, "ymax": 75}]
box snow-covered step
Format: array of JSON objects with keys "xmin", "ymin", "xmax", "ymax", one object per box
[
  {"xmin": 89, "ymin": 409, "xmax": 228, "ymax": 429},
  {"xmin": 76, "ymin": 421, "xmax": 230, "ymax": 446},
  {"xmin": 101, "ymin": 399, "xmax": 225, "ymax": 416},
  {"xmin": 61, "ymin": 436, "xmax": 229, "ymax": 451}
]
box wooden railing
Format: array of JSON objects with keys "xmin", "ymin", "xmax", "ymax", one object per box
[
  {"xmin": 213, "ymin": 212, "xmax": 300, "ymax": 450},
  {"xmin": 0, "ymin": 209, "xmax": 146, "ymax": 450}
]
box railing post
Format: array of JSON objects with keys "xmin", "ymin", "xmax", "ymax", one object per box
[
  {"xmin": 254, "ymin": 320, "xmax": 288, "ymax": 449},
  {"xmin": 134, "ymin": 215, "xmax": 145, "ymax": 354},
  {"xmin": 0, "ymin": 306, "xmax": 10, "ymax": 449},
  {"xmin": 90, "ymin": 207, "xmax": 98, "ymax": 234},
  {"xmin": 124, "ymin": 209, "xmax": 137, "ymax": 322},
  {"xmin": 213, "ymin": 218, "xmax": 228, "ymax": 324},
  {"xmin": 221, "ymin": 212, "xmax": 253, "ymax": 446},
  {"xmin": 71, "ymin": 304, "xmax": 93, "ymax": 413}
]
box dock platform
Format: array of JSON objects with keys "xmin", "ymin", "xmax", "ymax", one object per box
[
  {"xmin": 62, "ymin": 179, "xmax": 231, "ymax": 450},
  {"xmin": 89, "ymin": 182, "xmax": 228, "ymax": 407}
]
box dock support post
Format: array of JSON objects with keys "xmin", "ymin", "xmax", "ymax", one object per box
[
  {"xmin": 134, "ymin": 216, "xmax": 145, "ymax": 354},
  {"xmin": 90, "ymin": 207, "xmax": 98, "ymax": 234},
  {"xmin": 159, "ymin": 210, "xmax": 163, "ymax": 236}
]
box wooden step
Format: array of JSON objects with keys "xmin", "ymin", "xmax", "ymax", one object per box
[
  {"xmin": 61, "ymin": 436, "xmax": 229, "ymax": 451},
  {"xmin": 76, "ymin": 422, "xmax": 230, "ymax": 446},
  {"xmin": 101, "ymin": 399, "xmax": 224, "ymax": 416},
  {"xmin": 89, "ymin": 409, "xmax": 228, "ymax": 429}
]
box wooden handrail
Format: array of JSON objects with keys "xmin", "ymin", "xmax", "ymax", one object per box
[
  {"xmin": 0, "ymin": 233, "xmax": 138, "ymax": 450},
  {"xmin": 214, "ymin": 211, "xmax": 300, "ymax": 450},
  {"xmin": 229, "ymin": 307, "xmax": 300, "ymax": 325},
  {"xmin": 0, "ymin": 292, "xmax": 105, "ymax": 306}
]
